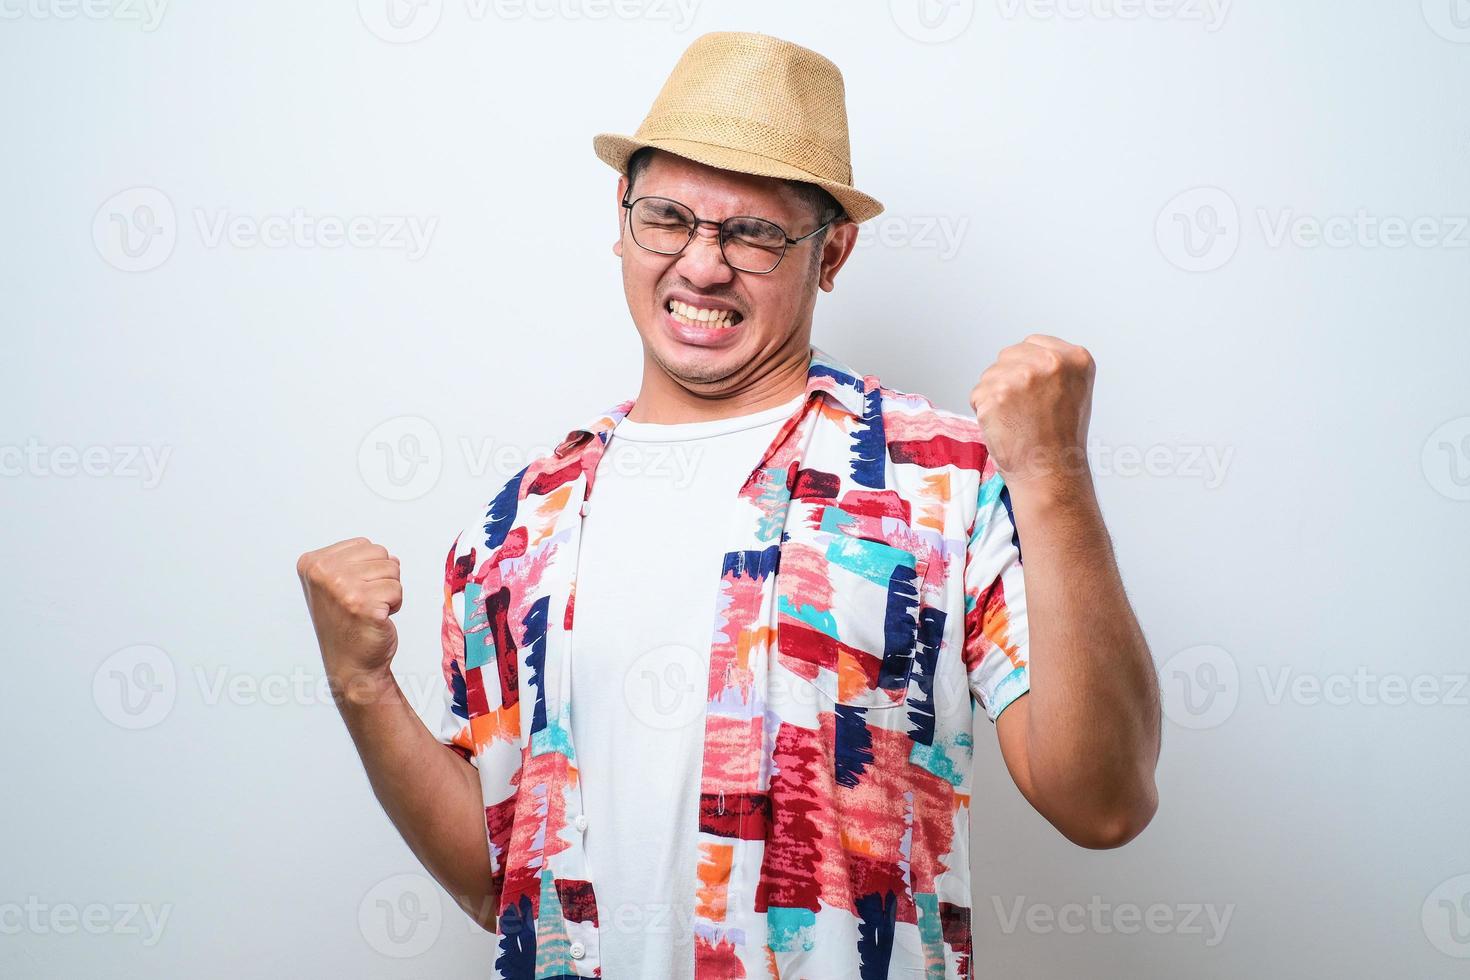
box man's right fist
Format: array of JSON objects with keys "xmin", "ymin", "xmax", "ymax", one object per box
[{"xmin": 296, "ymin": 537, "xmax": 403, "ymax": 684}]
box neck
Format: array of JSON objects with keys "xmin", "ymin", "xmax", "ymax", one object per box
[{"xmin": 626, "ymin": 339, "xmax": 812, "ymax": 424}]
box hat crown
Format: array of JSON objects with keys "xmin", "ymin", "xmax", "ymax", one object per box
[{"xmin": 634, "ymin": 32, "xmax": 853, "ymax": 185}]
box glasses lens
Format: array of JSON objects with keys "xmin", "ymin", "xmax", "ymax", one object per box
[
  {"xmin": 630, "ymin": 197, "xmax": 695, "ymax": 254},
  {"xmin": 721, "ymin": 217, "xmax": 787, "ymax": 274}
]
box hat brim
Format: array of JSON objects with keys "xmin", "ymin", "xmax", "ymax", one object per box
[{"xmin": 593, "ymin": 132, "xmax": 884, "ymax": 225}]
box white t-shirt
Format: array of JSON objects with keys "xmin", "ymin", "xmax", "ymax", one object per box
[{"xmin": 567, "ymin": 391, "xmax": 804, "ymax": 979}]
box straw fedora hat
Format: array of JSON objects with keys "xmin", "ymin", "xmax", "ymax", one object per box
[{"xmin": 593, "ymin": 31, "xmax": 884, "ymax": 224}]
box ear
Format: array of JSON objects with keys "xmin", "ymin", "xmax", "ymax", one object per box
[
  {"xmin": 817, "ymin": 219, "xmax": 860, "ymax": 292},
  {"xmin": 613, "ymin": 175, "xmax": 628, "ymax": 257}
]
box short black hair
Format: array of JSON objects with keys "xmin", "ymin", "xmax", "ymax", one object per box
[{"xmin": 625, "ymin": 146, "xmax": 846, "ymax": 232}]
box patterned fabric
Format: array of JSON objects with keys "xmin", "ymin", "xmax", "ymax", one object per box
[{"xmin": 434, "ymin": 344, "xmax": 1030, "ymax": 979}]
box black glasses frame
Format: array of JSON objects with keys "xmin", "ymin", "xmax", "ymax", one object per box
[{"xmin": 620, "ymin": 193, "xmax": 832, "ymax": 275}]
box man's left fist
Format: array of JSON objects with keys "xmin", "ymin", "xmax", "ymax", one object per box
[{"xmin": 968, "ymin": 334, "xmax": 1096, "ymax": 490}]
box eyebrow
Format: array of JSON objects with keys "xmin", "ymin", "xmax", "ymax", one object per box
[
  {"xmin": 723, "ymin": 216, "xmax": 777, "ymax": 234},
  {"xmin": 644, "ymin": 199, "xmax": 688, "ymax": 218}
]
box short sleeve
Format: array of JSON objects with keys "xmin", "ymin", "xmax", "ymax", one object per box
[
  {"xmin": 434, "ymin": 532, "xmax": 479, "ymax": 768},
  {"xmin": 962, "ymin": 470, "xmax": 1031, "ymax": 723}
]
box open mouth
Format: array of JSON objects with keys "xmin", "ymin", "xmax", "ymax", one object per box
[{"xmin": 666, "ymin": 298, "xmax": 744, "ymax": 329}]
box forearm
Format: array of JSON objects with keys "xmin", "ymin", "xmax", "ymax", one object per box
[
  {"xmin": 332, "ymin": 669, "xmax": 497, "ymax": 929},
  {"xmin": 1010, "ymin": 476, "xmax": 1161, "ymax": 840}
]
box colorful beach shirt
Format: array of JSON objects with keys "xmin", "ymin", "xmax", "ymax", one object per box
[{"xmin": 434, "ymin": 343, "xmax": 1030, "ymax": 979}]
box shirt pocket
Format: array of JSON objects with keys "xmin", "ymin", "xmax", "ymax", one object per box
[{"xmin": 773, "ymin": 521, "xmax": 930, "ymax": 710}]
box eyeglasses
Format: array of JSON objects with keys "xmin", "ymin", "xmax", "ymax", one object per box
[{"xmin": 620, "ymin": 194, "xmax": 833, "ymax": 275}]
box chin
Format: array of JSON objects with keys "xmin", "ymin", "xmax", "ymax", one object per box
[{"xmin": 650, "ymin": 334, "xmax": 746, "ymax": 384}]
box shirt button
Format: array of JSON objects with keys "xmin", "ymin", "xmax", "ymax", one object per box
[
  {"xmin": 569, "ymin": 941, "xmax": 586, "ymax": 959},
  {"xmin": 573, "ymin": 814, "xmax": 588, "ymax": 832}
]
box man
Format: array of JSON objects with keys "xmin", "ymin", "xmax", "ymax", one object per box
[{"xmin": 297, "ymin": 30, "xmax": 1160, "ymax": 980}]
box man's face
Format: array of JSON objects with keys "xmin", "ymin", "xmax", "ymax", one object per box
[{"xmin": 614, "ymin": 150, "xmax": 857, "ymax": 387}]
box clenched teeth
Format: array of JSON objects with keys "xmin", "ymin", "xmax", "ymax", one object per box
[{"xmin": 668, "ymin": 299, "xmax": 742, "ymax": 328}]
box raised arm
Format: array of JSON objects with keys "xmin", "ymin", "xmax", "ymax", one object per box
[
  {"xmin": 296, "ymin": 537, "xmax": 496, "ymax": 927},
  {"xmin": 970, "ymin": 336, "xmax": 1161, "ymax": 849}
]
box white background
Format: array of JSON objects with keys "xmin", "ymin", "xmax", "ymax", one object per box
[{"xmin": 4, "ymin": 0, "xmax": 1469, "ymax": 976}]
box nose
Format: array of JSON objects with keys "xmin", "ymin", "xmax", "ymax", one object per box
[{"xmin": 673, "ymin": 223, "xmax": 736, "ymax": 288}]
